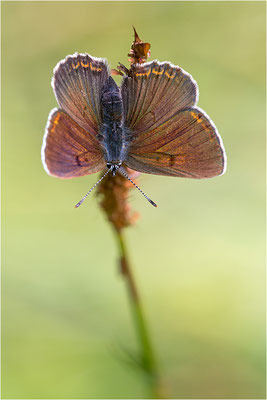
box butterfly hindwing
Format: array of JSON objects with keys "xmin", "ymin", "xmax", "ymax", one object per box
[
  {"xmin": 42, "ymin": 109, "xmax": 105, "ymax": 178},
  {"xmin": 124, "ymin": 107, "xmax": 226, "ymax": 178},
  {"xmin": 52, "ymin": 53, "xmax": 109, "ymax": 135}
]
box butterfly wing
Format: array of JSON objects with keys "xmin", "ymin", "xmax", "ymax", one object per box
[
  {"xmin": 122, "ymin": 61, "xmax": 226, "ymax": 178},
  {"xmin": 42, "ymin": 109, "xmax": 105, "ymax": 178},
  {"xmin": 124, "ymin": 107, "xmax": 226, "ymax": 178},
  {"xmin": 42, "ymin": 53, "xmax": 110, "ymax": 178},
  {"xmin": 121, "ymin": 60, "xmax": 198, "ymax": 135},
  {"xmin": 52, "ymin": 53, "xmax": 109, "ymax": 135}
]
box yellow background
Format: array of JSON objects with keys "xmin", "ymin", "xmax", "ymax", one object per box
[{"xmin": 2, "ymin": 1, "xmax": 265, "ymax": 398}]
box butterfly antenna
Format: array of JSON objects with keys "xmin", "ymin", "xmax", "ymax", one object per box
[
  {"xmin": 74, "ymin": 169, "xmax": 111, "ymax": 208},
  {"xmin": 119, "ymin": 168, "xmax": 157, "ymax": 208}
]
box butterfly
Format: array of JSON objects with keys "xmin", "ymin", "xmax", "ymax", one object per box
[{"xmin": 41, "ymin": 53, "xmax": 226, "ymax": 207}]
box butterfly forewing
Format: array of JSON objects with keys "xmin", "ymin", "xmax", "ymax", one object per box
[
  {"xmin": 42, "ymin": 109, "xmax": 105, "ymax": 178},
  {"xmin": 121, "ymin": 61, "xmax": 198, "ymax": 135},
  {"xmin": 52, "ymin": 53, "xmax": 109, "ymax": 134},
  {"xmin": 125, "ymin": 107, "xmax": 226, "ymax": 178}
]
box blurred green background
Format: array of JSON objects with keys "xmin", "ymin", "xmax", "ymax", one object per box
[{"xmin": 2, "ymin": 1, "xmax": 265, "ymax": 399}]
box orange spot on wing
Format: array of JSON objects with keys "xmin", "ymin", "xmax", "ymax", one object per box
[
  {"xmin": 191, "ymin": 111, "xmax": 198, "ymax": 120},
  {"xmin": 135, "ymin": 69, "xmax": 151, "ymax": 77},
  {"xmin": 165, "ymin": 71, "xmax": 174, "ymax": 79},
  {"xmin": 72, "ymin": 61, "xmax": 80, "ymax": 69},
  {"xmin": 90, "ymin": 64, "xmax": 102, "ymax": 72},
  {"xmin": 191, "ymin": 113, "xmax": 215, "ymax": 141},
  {"xmin": 51, "ymin": 113, "xmax": 60, "ymax": 133},
  {"xmin": 152, "ymin": 68, "xmax": 164, "ymax": 75},
  {"xmin": 191, "ymin": 111, "xmax": 204, "ymax": 124},
  {"xmin": 81, "ymin": 60, "xmax": 89, "ymax": 68}
]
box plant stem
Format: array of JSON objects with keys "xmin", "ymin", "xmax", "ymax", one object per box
[{"xmin": 116, "ymin": 229, "xmax": 162, "ymax": 398}]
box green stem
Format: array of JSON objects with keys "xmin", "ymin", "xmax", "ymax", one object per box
[{"xmin": 116, "ymin": 229, "xmax": 163, "ymax": 398}]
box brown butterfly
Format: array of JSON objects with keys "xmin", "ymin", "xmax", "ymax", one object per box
[{"xmin": 42, "ymin": 53, "xmax": 226, "ymax": 207}]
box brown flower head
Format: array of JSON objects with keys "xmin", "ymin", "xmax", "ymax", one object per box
[
  {"xmin": 111, "ymin": 27, "xmax": 151, "ymax": 76},
  {"xmin": 128, "ymin": 26, "xmax": 151, "ymax": 65},
  {"xmin": 96, "ymin": 168, "xmax": 140, "ymax": 232}
]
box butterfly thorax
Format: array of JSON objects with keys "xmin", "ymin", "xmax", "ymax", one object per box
[{"xmin": 100, "ymin": 77, "xmax": 128, "ymax": 175}]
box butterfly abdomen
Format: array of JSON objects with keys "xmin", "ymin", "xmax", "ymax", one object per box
[
  {"xmin": 100, "ymin": 76, "xmax": 127, "ymax": 163},
  {"xmin": 101, "ymin": 77, "xmax": 123, "ymax": 122}
]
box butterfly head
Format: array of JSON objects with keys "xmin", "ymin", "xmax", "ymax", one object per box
[
  {"xmin": 75, "ymin": 161, "xmax": 157, "ymax": 208},
  {"xmin": 106, "ymin": 161, "xmax": 122, "ymax": 176}
]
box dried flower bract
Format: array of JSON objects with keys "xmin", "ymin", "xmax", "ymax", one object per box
[
  {"xmin": 128, "ymin": 26, "xmax": 151, "ymax": 65},
  {"xmin": 111, "ymin": 27, "xmax": 151, "ymax": 76}
]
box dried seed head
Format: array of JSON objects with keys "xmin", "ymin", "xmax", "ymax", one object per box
[
  {"xmin": 111, "ymin": 27, "xmax": 151, "ymax": 77},
  {"xmin": 96, "ymin": 168, "xmax": 140, "ymax": 232},
  {"xmin": 128, "ymin": 26, "xmax": 151, "ymax": 65}
]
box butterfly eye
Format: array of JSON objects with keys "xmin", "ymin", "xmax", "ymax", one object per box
[{"xmin": 106, "ymin": 163, "xmax": 112, "ymax": 169}]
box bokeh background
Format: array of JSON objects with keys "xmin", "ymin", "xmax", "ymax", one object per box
[{"xmin": 2, "ymin": 1, "xmax": 265, "ymax": 399}]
